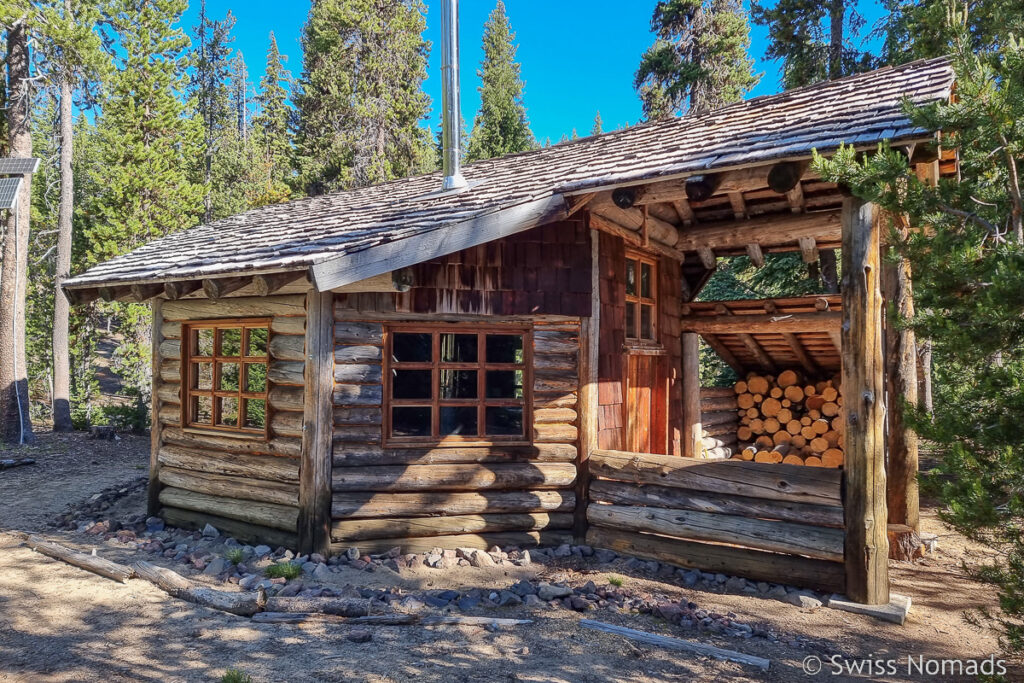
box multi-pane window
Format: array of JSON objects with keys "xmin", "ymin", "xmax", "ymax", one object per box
[
  {"xmin": 184, "ymin": 320, "xmax": 270, "ymax": 436},
  {"xmin": 625, "ymin": 253, "xmax": 658, "ymax": 342},
  {"xmin": 385, "ymin": 327, "xmax": 530, "ymax": 443}
]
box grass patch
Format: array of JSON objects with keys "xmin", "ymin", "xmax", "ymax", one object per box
[
  {"xmin": 264, "ymin": 562, "xmax": 302, "ymax": 580},
  {"xmin": 221, "ymin": 669, "xmax": 253, "ymax": 683},
  {"xmin": 224, "ymin": 548, "xmax": 245, "ymax": 565},
  {"xmin": 607, "ymin": 576, "xmax": 624, "ymax": 587}
]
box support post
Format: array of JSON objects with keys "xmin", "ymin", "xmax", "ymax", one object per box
[
  {"xmin": 298, "ymin": 290, "xmax": 334, "ymax": 556},
  {"xmin": 575, "ymin": 232, "xmax": 599, "ymax": 542},
  {"xmin": 840, "ymin": 197, "xmax": 890, "ymax": 604},
  {"xmin": 681, "ymin": 333, "xmax": 702, "ymax": 458},
  {"xmin": 884, "ymin": 250, "xmax": 920, "ymax": 532},
  {"xmin": 148, "ymin": 298, "xmax": 164, "ymax": 516}
]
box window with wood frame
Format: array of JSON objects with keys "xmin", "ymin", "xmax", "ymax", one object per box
[
  {"xmin": 183, "ymin": 320, "xmax": 270, "ymax": 437},
  {"xmin": 625, "ymin": 252, "xmax": 658, "ymax": 342},
  {"xmin": 385, "ymin": 327, "xmax": 531, "ymax": 444}
]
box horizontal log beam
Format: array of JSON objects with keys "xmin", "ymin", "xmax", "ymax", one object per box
[
  {"xmin": 329, "ymin": 269, "xmax": 414, "ymax": 293},
  {"xmin": 161, "ymin": 427, "xmax": 301, "ymax": 459},
  {"xmin": 161, "ymin": 506, "xmax": 297, "ymax": 549},
  {"xmin": 330, "ymin": 462, "xmax": 577, "ymax": 493},
  {"xmin": 160, "ymin": 487, "xmax": 298, "ymax": 531},
  {"xmin": 331, "ymin": 512, "xmax": 574, "ymax": 542},
  {"xmin": 675, "ymin": 210, "xmax": 841, "ymax": 252},
  {"xmin": 681, "ymin": 312, "xmax": 841, "ymax": 334},
  {"xmin": 590, "ymin": 200, "xmax": 680, "ymax": 246},
  {"xmin": 332, "ymin": 443, "xmax": 577, "ymax": 467},
  {"xmin": 587, "ymin": 212, "xmax": 685, "ymax": 261},
  {"xmin": 158, "ymin": 466, "xmax": 300, "ymax": 506},
  {"xmin": 589, "ymin": 449, "xmax": 841, "ymax": 506},
  {"xmin": 329, "ymin": 531, "xmax": 573, "ymax": 556},
  {"xmin": 332, "ymin": 489, "xmax": 576, "ymax": 519},
  {"xmin": 202, "ymin": 276, "xmax": 250, "ymax": 300}
]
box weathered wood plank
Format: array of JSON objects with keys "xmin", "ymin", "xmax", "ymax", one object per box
[
  {"xmin": 589, "ymin": 449, "xmax": 840, "ymax": 506},
  {"xmin": 533, "ymin": 408, "xmax": 578, "ymax": 424},
  {"xmin": 268, "ymin": 361, "xmax": 304, "ymax": 386},
  {"xmin": 333, "ymin": 384, "xmax": 383, "ymax": 406},
  {"xmin": 331, "ymin": 462, "xmax": 577, "ymax": 492},
  {"xmin": 331, "ymin": 489, "xmax": 576, "ymax": 519},
  {"xmin": 160, "ymin": 425, "xmax": 301, "ymax": 459},
  {"xmin": 331, "ymin": 512, "xmax": 574, "ymax": 542},
  {"xmin": 333, "ymin": 406, "xmax": 383, "ymax": 426},
  {"xmin": 299, "ymin": 289, "xmax": 335, "ymax": 556},
  {"xmin": 149, "ymin": 299, "xmax": 165, "ymax": 516},
  {"xmin": 332, "ymin": 443, "xmax": 577, "ymax": 467},
  {"xmin": 587, "ymin": 526, "xmax": 846, "ymax": 594},
  {"xmin": 268, "ymin": 386, "xmax": 305, "ymax": 412},
  {"xmin": 160, "ymin": 487, "xmax": 298, "ymax": 531},
  {"xmin": 588, "ymin": 504, "xmax": 843, "ymax": 561},
  {"xmin": 534, "ymin": 422, "xmax": 578, "ymax": 443},
  {"xmin": 269, "ymin": 334, "xmax": 305, "ymax": 361},
  {"xmin": 334, "ymin": 321, "xmax": 384, "ymax": 344},
  {"xmin": 158, "ymin": 466, "xmax": 299, "ymax": 506},
  {"xmin": 158, "ymin": 445, "xmax": 300, "ymax": 483},
  {"xmin": 328, "ymin": 531, "xmax": 573, "ymax": 556},
  {"xmin": 162, "ymin": 295, "xmax": 305, "ymax": 320},
  {"xmin": 334, "ymin": 364, "xmax": 382, "ymax": 384},
  {"xmin": 161, "ymin": 506, "xmax": 297, "ymax": 549},
  {"xmin": 270, "ymin": 316, "xmax": 306, "ymax": 335}
]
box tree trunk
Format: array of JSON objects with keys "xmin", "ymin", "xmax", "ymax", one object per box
[
  {"xmin": 828, "ymin": 0, "xmax": 844, "ymax": 80},
  {"xmin": 918, "ymin": 339, "xmax": 933, "ymax": 414},
  {"xmin": 52, "ymin": 51, "xmax": 74, "ymax": 432},
  {"xmin": 0, "ymin": 20, "xmax": 35, "ymax": 444}
]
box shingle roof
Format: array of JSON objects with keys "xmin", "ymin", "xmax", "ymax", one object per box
[{"xmin": 65, "ymin": 57, "xmax": 954, "ymax": 290}]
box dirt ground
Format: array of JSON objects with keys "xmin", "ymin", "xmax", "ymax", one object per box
[{"xmin": 0, "ymin": 432, "xmax": 1017, "ymax": 682}]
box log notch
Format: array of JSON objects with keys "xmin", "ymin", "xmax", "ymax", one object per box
[
  {"xmin": 884, "ymin": 240, "xmax": 920, "ymax": 532},
  {"xmin": 682, "ymin": 333, "xmax": 701, "ymax": 457},
  {"xmin": 298, "ymin": 290, "xmax": 334, "ymax": 555},
  {"xmin": 841, "ymin": 197, "xmax": 889, "ymax": 605}
]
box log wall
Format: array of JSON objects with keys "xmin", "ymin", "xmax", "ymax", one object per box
[
  {"xmin": 586, "ymin": 449, "xmax": 846, "ymax": 593},
  {"xmin": 152, "ymin": 294, "xmax": 308, "ymax": 547},
  {"xmin": 699, "ymin": 387, "xmax": 739, "ymax": 458},
  {"xmin": 330, "ymin": 307, "xmax": 580, "ymax": 554}
]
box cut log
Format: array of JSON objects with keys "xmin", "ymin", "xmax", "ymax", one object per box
[
  {"xmin": 133, "ymin": 560, "xmax": 262, "ymax": 616},
  {"xmin": 332, "ymin": 490, "xmax": 575, "ymax": 519},
  {"xmin": 268, "ymin": 386, "xmax": 305, "ymax": 412},
  {"xmin": 332, "ymin": 443, "xmax": 576, "ymax": 467},
  {"xmin": 158, "ymin": 441, "xmax": 301, "ymax": 477},
  {"xmin": 0, "ymin": 457, "xmax": 35, "ymax": 470},
  {"xmin": 332, "ymin": 512, "xmax": 573, "ymax": 542},
  {"xmin": 25, "ymin": 536, "xmax": 134, "ymax": 583},
  {"xmin": 158, "ymin": 466, "xmax": 299, "ymax": 506},
  {"xmin": 329, "ymin": 531, "xmax": 573, "ymax": 556},
  {"xmin": 331, "ymin": 462, "xmax": 578, "ymax": 492},
  {"xmin": 160, "ymin": 507, "xmax": 297, "ymax": 548},
  {"xmin": 269, "ymin": 334, "xmax": 305, "ymax": 362},
  {"xmin": 159, "ymin": 487, "xmax": 299, "ymax": 531},
  {"xmin": 777, "ymin": 370, "xmax": 799, "ymax": 388}
]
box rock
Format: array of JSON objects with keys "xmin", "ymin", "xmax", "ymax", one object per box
[
  {"xmin": 725, "ymin": 576, "xmax": 747, "ymax": 592},
  {"xmin": 656, "ymin": 603, "xmax": 683, "ymax": 623},
  {"xmin": 497, "ymin": 591, "xmax": 522, "ymax": 607},
  {"xmin": 767, "ymin": 585, "xmax": 789, "ymax": 599},
  {"xmin": 553, "ymin": 544, "xmax": 572, "ymax": 558},
  {"xmin": 644, "ymin": 561, "xmax": 659, "ymax": 573},
  {"xmin": 456, "ymin": 596, "xmax": 481, "ymax": 610},
  {"xmin": 253, "ymin": 545, "xmax": 272, "ymax": 557},
  {"xmin": 278, "ymin": 582, "xmax": 303, "ymax": 597},
  {"xmin": 714, "ymin": 573, "xmax": 727, "ymax": 584},
  {"xmin": 312, "ymin": 563, "xmax": 333, "ymax": 581},
  {"xmin": 510, "ymin": 580, "xmax": 536, "ymax": 597},
  {"xmin": 423, "ymin": 595, "xmax": 451, "ymax": 609},
  {"xmin": 576, "ymin": 545, "xmax": 594, "ymax": 557},
  {"xmin": 757, "ymin": 582, "xmax": 770, "ymax": 593},
  {"xmin": 145, "ymin": 517, "xmax": 165, "ymax": 533},
  {"xmin": 785, "ymin": 591, "xmax": 823, "ymax": 609},
  {"xmin": 201, "ymin": 524, "xmax": 219, "ymax": 538},
  {"xmin": 537, "ymin": 583, "xmax": 573, "ymax": 601},
  {"xmin": 345, "ymin": 547, "xmax": 361, "ymax": 561},
  {"xmin": 400, "ymin": 597, "xmax": 426, "ymax": 611},
  {"xmin": 523, "ymin": 594, "xmax": 545, "ymax": 608},
  {"xmin": 569, "ymin": 596, "xmax": 594, "ymax": 611},
  {"xmin": 594, "ymin": 549, "xmax": 617, "ymax": 563},
  {"xmin": 424, "ymin": 551, "xmax": 443, "ymax": 568},
  {"xmin": 238, "ymin": 574, "xmax": 260, "ymax": 590},
  {"xmin": 468, "ymin": 550, "xmax": 495, "ymax": 568},
  {"xmin": 580, "ymin": 580, "xmax": 597, "ymax": 595},
  {"xmin": 203, "ymin": 557, "xmax": 228, "ymax": 576},
  {"xmin": 346, "ymin": 629, "xmax": 372, "ymax": 643},
  {"xmin": 681, "ymin": 570, "xmax": 700, "ymax": 587},
  {"xmin": 437, "ymin": 590, "xmax": 460, "ymax": 601}
]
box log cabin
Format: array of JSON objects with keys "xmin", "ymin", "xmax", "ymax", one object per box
[{"xmin": 63, "ymin": 54, "xmax": 955, "ymax": 606}]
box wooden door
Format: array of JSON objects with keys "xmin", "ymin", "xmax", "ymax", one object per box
[{"xmin": 625, "ymin": 352, "xmax": 668, "ymax": 454}]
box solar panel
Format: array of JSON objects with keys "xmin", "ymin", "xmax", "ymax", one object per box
[
  {"xmin": 0, "ymin": 158, "xmax": 40, "ymax": 175},
  {"xmin": 0, "ymin": 177, "xmax": 23, "ymax": 209}
]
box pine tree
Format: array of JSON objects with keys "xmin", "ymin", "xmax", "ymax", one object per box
[
  {"xmin": 750, "ymin": 0, "xmax": 873, "ymax": 88},
  {"xmin": 86, "ymin": 0, "xmax": 203, "ymax": 396},
  {"xmin": 590, "ymin": 111, "xmax": 603, "ymax": 136},
  {"xmin": 465, "ymin": 1, "xmax": 534, "ymax": 161},
  {"xmin": 253, "ymin": 32, "xmax": 294, "ymax": 205},
  {"xmin": 635, "ymin": 0, "xmax": 760, "ymax": 118},
  {"xmin": 879, "ymin": 0, "xmax": 1023, "ymax": 65},
  {"xmin": 294, "ymin": 0, "xmax": 432, "ymax": 194},
  {"xmin": 229, "ymin": 51, "xmax": 250, "ymax": 140}
]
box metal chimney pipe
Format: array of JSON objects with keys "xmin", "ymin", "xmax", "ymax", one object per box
[{"xmin": 440, "ymin": 0, "xmax": 468, "ymax": 191}]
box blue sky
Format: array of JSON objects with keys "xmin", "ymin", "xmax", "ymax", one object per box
[{"xmin": 180, "ymin": 0, "xmax": 888, "ymax": 143}]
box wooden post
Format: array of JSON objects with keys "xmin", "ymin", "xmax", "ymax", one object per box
[
  {"xmin": 575, "ymin": 231, "xmax": 599, "ymax": 542},
  {"xmin": 298, "ymin": 289, "xmax": 334, "ymax": 555},
  {"xmin": 884, "ymin": 252, "xmax": 920, "ymax": 532},
  {"xmin": 681, "ymin": 333, "xmax": 702, "ymax": 458},
  {"xmin": 840, "ymin": 197, "xmax": 890, "ymax": 605},
  {"xmin": 148, "ymin": 298, "xmax": 164, "ymax": 517}
]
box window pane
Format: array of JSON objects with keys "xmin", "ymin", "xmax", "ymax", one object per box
[
  {"xmin": 640, "ymin": 262, "xmax": 653, "ymax": 298},
  {"xmin": 486, "ymin": 406, "xmax": 524, "ymax": 436},
  {"xmin": 220, "ymin": 363, "xmax": 240, "ymax": 391},
  {"xmin": 246, "ymin": 327, "xmax": 268, "ymax": 356},
  {"xmin": 392, "ymin": 333, "xmax": 432, "ymax": 362},
  {"xmin": 244, "ymin": 399, "xmax": 266, "ymax": 430},
  {"xmin": 218, "ymin": 396, "xmax": 239, "ymax": 427},
  {"xmin": 440, "ymin": 369, "xmax": 477, "ymax": 399},
  {"xmin": 392, "ymin": 369, "xmax": 432, "ymax": 399},
  {"xmin": 392, "ymin": 407, "xmax": 431, "ymax": 437},
  {"xmin": 193, "ymin": 362, "xmax": 213, "ymax": 390},
  {"xmin": 486, "ymin": 370, "xmax": 523, "ymax": 399},
  {"xmin": 193, "ymin": 328, "xmax": 214, "ymax": 357},
  {"xmin": 220, "ymin": 328, "xmax": 242, "ymax": 357},
  {"xmin": 486, "ymin": 334, "xmax": 523, "ymax": 364},
  {"xmin": 625, "ymin": 303, "xmax": 636, "ymax": 339},
  {"xmin": 441, "ymin": 334, "xmax": 477, "ymax": 363},
  {"xmin": 192, "ymin": 395, "xmax": 212, "ymax": 424},
  {"xmin": 440, "ymin": 406, "xmax": 478, "ymax": 437},
  {"xmin": 641, "ymin": 304, "xmax": 654, "ymax": 340},
  {"xmin": 245, "ymin": 363, "xmax": 267, "ymax": 393},
  {"xmin": 625, "ymin": 259, "xmax": 637, "ymax": 296}
]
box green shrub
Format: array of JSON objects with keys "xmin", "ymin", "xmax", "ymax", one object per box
[
  {"xmin": 221, "ymin": 669, "xmax": 253, "ymax": 683},
  {"xmin": 224, "ymin": 548, "xmax": 245, "ymax": 565},
  {"xmin": 263, "ymin": 562, "xmax": 302, "ymax": 580},
  {"xmin": 607, "ymin": 576, "xmax": 624, "ymax": 587}
]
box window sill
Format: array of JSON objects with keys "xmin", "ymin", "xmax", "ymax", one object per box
[{"xmin": 384, "ymin": 439, "xmax": 532, "ymax": 449}]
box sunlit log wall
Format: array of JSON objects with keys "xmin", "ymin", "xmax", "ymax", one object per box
[{"xmin": 151, "ymin": 294, "xmax": 308, "ymax": 548}]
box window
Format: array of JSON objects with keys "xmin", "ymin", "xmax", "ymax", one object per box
[
  {"xmin": 385, "ymin": 327, "xmax": 530, "ymax": 443},
  {"xmin": 625, "ymin": 252, "xmax": 658, "ymax": 342},
  {"xmin": 183, "ymin": 320, "xmax": 270, "ymax": 436}
]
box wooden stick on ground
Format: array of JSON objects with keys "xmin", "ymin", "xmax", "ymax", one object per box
[
  {"xmin": 0, "ymin": 457, "xmax": 35, "ymax": 470},
  {"xmin": 133, "ymin": 560, "xmax": 264, "ymax": 617},
  {"xmin": 24, "ymin": 535, "xmax": 135, "ymax": 583},
  {"xmin": 578, "ymin": 619, "xmax": 770, "ymax": 672},
  {"xmin": 251, "ymin": 612, "xmax": 533, "ymax": 627}
]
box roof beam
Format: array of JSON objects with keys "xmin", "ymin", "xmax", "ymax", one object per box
[
  {"xmin": 164, "ymin": 280, "xmax": 202, "ymax": 300},
  {"xmin": 254, "ymin": 272, "xmax": 306, "ymax": 296},
  {"xmin": 672, "ymin": 199, "xmax": 695, "ymax": 226},
  {"xmin": 202, "ymin": 276, "xmax": 249, "ymax": 299},
  {"xmin": 590, "ymin": 201, "xmax": 680, "ymax": 246},
  {"xmin": 680, "ymin": 312, "xmax": 842, "ymax": 334},
  {"xmin": 588, "ymin": 212, "xmax": 685, "ymax": 261},
  {"xmin": 566, "ymin": 192, "xmax": 596, "ymax": 217},
  {"xmin": 727, "ymin": 191, "xmax": 747, "ymax": 220},
  {"xmin": 700, "ymin": 333, "xmax": 745, "ymax": 375},
  {"xmin": 130, "ymin": 283, "xmax": 164, "ymax": 301},
  {"xmin": 745, "ymin": 243, "xmax": 765, "ymax": 267},
  {"xmin": 675, "ymin": 209, "xmax": 841, "ymax": 252},
  {"xmin": 632, "ymin": 162, "xmax": 816, "ymax": 206}
]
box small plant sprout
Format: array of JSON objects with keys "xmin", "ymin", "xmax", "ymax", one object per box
[
  {"xmin": 224, "ymin": 548, "xmax": 245, "ymax": 565},
  {"xmin": 263, "ymin": 562, "xmax": 302, "ymax": 580},
  {"xmin": 221, "ymin": 669, "xmax": 253, "ymax": 683},
  {"xmin": 608, "ymin": 576, "xmax": 624, "ymax": 587}
]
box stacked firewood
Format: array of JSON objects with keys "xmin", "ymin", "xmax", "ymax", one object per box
[{"xmin": 729, "ymin": 370, "xmax": 844, "ymax": 468}]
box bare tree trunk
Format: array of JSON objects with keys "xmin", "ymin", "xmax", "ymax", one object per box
[
  {"xmin": 918, "ymin": 340, "xmax": 933, "ymax": 414},
  {"xmin": 52, "ymin": 41, "xmax": 75, "ymax": 432},
  {"xmin": 0, "ymin": 20, "xmax": 36, "ymax": 444},
  {"xmin": 819, "ymin": 249, "xmax": 839, "ymax": 293},
  {"xmin": 828, "ymin": 0, "xmax": 844, "ymax": 80}
]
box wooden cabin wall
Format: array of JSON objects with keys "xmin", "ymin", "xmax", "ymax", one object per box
[
  {"xmin": 329, "ymin": 301, "xmax": 580, "ymax": 554},
  {"xmin": 660, "ymin": 256, "xmax": 683, "ymax": 456},
  {"xmin": 151, "ymin": 294, "xmax": 309, "ymax": 548},
  {"xmin": 700, "ymin": 387, "xmax": 739, "ymax": 458}
]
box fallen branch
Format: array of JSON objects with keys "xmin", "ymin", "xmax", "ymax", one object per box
[
  {"xmin": 24, "ymin": 535, "xmax": 134, "ymax": 583},
  {"xmin": 579, "ymin": 619, "xmax": 770, "ymax": 672},
  {"xmin": 0, "ymin": 457, "xmax": 35, "ymax": 470},
  {"xmin": 263, "ymin": 596, "xmax": 382, "ymax": 617},
  {"xmin": 251, "ymin": 612, "xmax": 532, "ymax": 628},
  {"xmin": 133, "ymin": 560, "xmax": 263, "ymax": 617}
]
